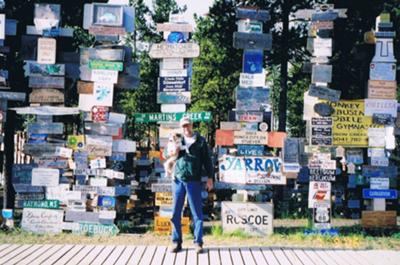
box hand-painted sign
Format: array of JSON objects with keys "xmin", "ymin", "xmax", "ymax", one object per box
[
  {"xmin": 367, "ymin": 80, "xmax": 396, "ymax": 99},
  {"xmin": 28, "ymin": 76, "xmax": 65, "ymax": 89},
  {"xmin": 89, "ymin": 60, "xmax": 123, "ymax": 71},
  {"xmin": 236, "ymin": 87, "xmax": 270, "ymax": 111},
  {"xmin": 134, "ymin": 112, "xmax": 211, "ymax": 123},
  {"xmin": 239, "ymin": 73, "xmax": 266, "ymax": 87},
  {"xmin": 364, "ymin": 99, "xmax": 397, "ymax": 117},
  {"xmin": 308, "ymin": 85, "xmax": 341, "ymax": 102},
  {"xmin": 219, "ymin": 155, "xmax": 285, "ymax": 185},
  {"xmin": 233, "ymin": 32, "xmax": 272, "ymax": 50},
  {"xmin": 233, "ymin": 131, "xmax": 268, "ymax": 145},
  {"xmin": 236, "ymin": 8, "xmax": 270, "ymax": 22},
  {"xmin": 21, "ymin": 208, "xmax": 64, "ymax": 234},
  {"xmin": 243, "ymin": 50, "xmax": 263, "ymax": 74},
  {"xmin": 37, "ymin": 37, "xmax": 56, "ymax": 64},
  {"xmin": 361, "ymin": 211, "xmax": 396, "ymax": 228},
  {"xmin": 91, "ymin": 69, "xmax": 119, "ymax": 84},
  {"xmin": 221, "ymin": 201, "xmax": 273, "ymax": 236},
  {"xmin": 85, "ymin": 135, "xmax": 113, "ymax": 156},
  {"xmin": 149, "ymin": 42, "xmax": 200, "ymax": 58},
  {"xmin": 154, "ymin": 216, "xmax": 189, "ymax": 235},
  {"xmin": 158, "ymin": 77, "xmax": 190, "ymax": 92},
  {"xmin": 29, "ymin": 89, "xmax": 64, "ymax": 103},
  {"xmin": 312, "ymin": 64, "xmax": 332, "ymax": 83},
  {"xmin": 237, "ymin": 145, "xmax": 265, "ymax": 156},
  {"xmin": 31, "ymin": 168, "xmax": 59, "ymax": 187},
  {"xmin": 370, "ymin": 63, "xmax": 396, "ymax": 81},
  {"xmin": 362, "ymin": 189, "xmax": 397, "ymax": 199},
  {"xmin": 155, "ymin": 192, "xmax": 173, "ymax": 206},
  {"xmin": 215, "ymin": 130, "xmax": 234, "ymax": 146},
  {"xmin": 234, "ymin": 111, "xmax": 264, "ymax": 122},
  {"xmin": 24, "ymin": 61, "xmax": 65, "ymax": 76},
  {"xmin": 23, "ymin": 200, "xmax": 59, "ymax": 209},
  {"xmin": 157, "ymin": 92, "xmax": 191, "ymax": 104},
  {"xmin": 308, "ymin": 181, "xmax": 331, "ymax": 208}
]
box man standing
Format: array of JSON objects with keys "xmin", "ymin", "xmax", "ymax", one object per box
[{"xmin": 169, "ymin": 116, "xmax": 213, "ymax": 254}]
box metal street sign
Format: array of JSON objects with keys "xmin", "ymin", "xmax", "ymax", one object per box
[
  {"xmin": 160, "ymin": 58, "xmax": 184, "ymax": 70},
  {"xmin": 236, "ymin": 8, "xmax": 270, "ymax": 22},
  {"xmin": 308, "ymin": 85, "xmax": 341, "ymax": 102},
  {"xmin": 89, "ymin": 60, "xmax": 123, "ymax": 71},
  {"xmin": 23, "ymin": 200, "xmax": 59, "ymax": 209},
  {"xmin": 362, "ymin": 189, "xmax": 397, "ymax": 199},
  {"xmin": 157, "ymin": 23, "xmax": 193, "ymax": 32},
  {"xmin": 243, "ymin": 49, "xmax": 263, "ymax": 74},
  {"xmin": 158, "ymin": 77, "xmax": 190, "ymax": 92},
  {"xmin": 233, "ymin": 32, "xmax": 272, "ymax": 50},
  {"xmin": 149, "ymin": 42, "xmax": 200, "ymax": 58},
  {"xmin": 28, "ymin": 76, "xmax": 65, "ymax": 89},
  {"xmin": 134, "ymin": 112, "xmax": 212, "ymax": 123},
  {"xmin": 157, "ymin": 92, "xmax": 191, "ymax": 104}
]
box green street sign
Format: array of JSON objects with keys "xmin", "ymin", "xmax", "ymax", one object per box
[
  {"xmin": 77, "ymin": 222, "xmax": 119, "ymax": 236},
  {"xmin": 89, "ymin": 60, "xmax": 123, "ymax": 71},
  {"xmin": 134, "ymin": 112, "xmax": 212, "ymax": 123},
  {"xmin": 23, "ymin": 200, "xmax": 60, "ymax": 209}
]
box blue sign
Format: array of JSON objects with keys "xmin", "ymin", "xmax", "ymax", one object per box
[
  {"xmin": 347, "ymin": 200, "xmax": 360, "ymax": 209},
  {"xmin": 28, "ymin": 134, "xmax": 47, "ymax": 144},
  {"xmin": 236, "ymin": 87, "xmax": 270, "ymax": 111},
  {"xmin": 12, "ymin": 164, "xmax": 37, "ymax": 184},
  {"xmin": 167, "ymin": 32, "xmax": 187, "ymax": 43},
  {"xmin": 362, "ymin": 166, "xmax": 397, "ymax": 178},
  {"xmin": 110, "ymin": 152, "xmax": 127, "ymax": 162},
  {"xmin": 362, "ymin": 189, "xmax": 398, "ymax": 199},
  {"xmin": 298, "ymin": 167, "xmax": 310, "ymax": 183},
  {"xmin": 158, "ymin": 77, "xmax": 190, "ymax": 92},
  {"xmin": 98, "ymin": 196, "xmax": 116, "ymax": 208},
  {"xmin": 237, "ymin": 145, "xmax": 264, "ymax": 156},
  {"xmin": 243, "ymin": 50, "xmax": 264, "ymax": 74},
  {"xmin": 115, "ymin": 186, "xmax": 132, "ymax": 197}
]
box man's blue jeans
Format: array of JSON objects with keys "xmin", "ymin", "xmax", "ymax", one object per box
[{"xmin": 171, "ymin": 178, "xmax": 203, "ymax": 245}]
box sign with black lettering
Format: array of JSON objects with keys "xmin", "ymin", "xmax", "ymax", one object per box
[
  {"xmin": 221, "ymin": 202, "xmax": 273, "ymax": 236},
  {"xmin": 313, "ymin": 201, "xmax": 331, "ymax": 229}
]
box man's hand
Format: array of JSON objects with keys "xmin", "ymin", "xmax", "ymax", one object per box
[{"xmin": 206, "ymin": 178, "xmax": 213, "ymax": 192}]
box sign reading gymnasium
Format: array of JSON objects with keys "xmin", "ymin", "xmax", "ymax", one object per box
[
  {"xmin": 219, "ymin": 155, "xmax": 286, "ymax": 185},
  {"xmin": 328, "ymin": 100, "xmax": 382, "ymax": 147}
]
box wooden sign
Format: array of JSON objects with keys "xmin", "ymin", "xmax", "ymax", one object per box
[
  {"xmin": 312, "ymin": 64, "xmax": 332, "ymax": 83},
  {"xmin": 220, "ymin": 122, "xmax": 242, "ymax": 131},
  {"xmin": 222, "ymin": 202, "xmax": 273, "ymax": 236},
  {"xmin": 27, "ymin": 123, "xmax": 63, "ymax": 134},
  {"xmin": 23, "ymin": 200, "xmax": 59, "ymax": 209},
  {"xmin": 24, "ymin": 61, "xmax": 65, "ymax": 77},
  {"xmin": 29, "ymin": 88, "xmax": 64, "ymax": 103},
  {"xmin": 12, "ymin": 164, "xmax": 36, "ymax": 184},
  {"xmin": 149, "ymin": 42, "xmax": 200, "ymax": 58},
  {"xmin": 37, "ymin": 38, "xmax": 56, "ymax": 64},
  {"xmin": 308, "ymin": 181, "xmax": 331, "ymax": 208},
  {"xmin": 308, "ymin": 85, "xmax": 341, "ymax": 102},
  {"xmin": 31, "ymin": 168, "xmax": 59, "ymax": 187},
  {"xmin": 267, "ymin": 132, "xmax": 286, "ymax": 148},
  {"xmin": 236, "ymin": 8, "xmax": 270, "ymax": 22},
  {"xmin": 368, "ymin": 80, "xmax": 396, "ymax": 99},
  {"xmin": 370, "ymin": 62, "xmax": 396, "ymax": 81},
  {"xmin": 91, "ymin": 69, "xmax": 118, "ymax": 84},
  {"xmin": 361, "ymin": 211, "xmax": 396, "ymax": 228},
  {"xmin": 89, "ymin": 60, "xmax": 123, "ymax": 71},
  {"xmin": 219, "ymin": 155, "xmax": 285, "ymax": 185},
  {"xmin": 89, "ymin": 26, "xmax": 126, "ymax": 36},
  {"xmin": 311, "ymin": 21, "xmax": 334, "ymax": 30},
  {"xmin": 21, "ymin": 208, "xmax": 64, "ymax": 234},
  {"xmin": 234, "ymin": 111, "xmax": 263, "ymax": 122},
  {"xmin": 86, "ymin": 48, "xmax": 125, "ymax": 61},
  {"xmin": 154, "ymin": 216, "xmax": 190, "ymax": 235},
  {"xmin": 233, "ymin": 32, "xmax": 272, "ymax": 50},
  {"xmin": 29, "ymin": 76, "xmax": 65, "ymax": 89},
  {"xmin": 237, "ymin": 145, "xmax": 264, "ymax": 156},
  {"xmin": 372, "ymin": 38, "xmax": 395, "ymax": 63},
  {"xmin": 215, "ymin": 130, "xmax": 234, "ymax": 146},
  {"xmin": 233, "ymin": 131, "xmax": 268, "ymax": 145},
  {"xmin": 239, "ymin": 73, "xmax": 266, "ymax": 87},
  {"xmin": 157, "ymin": 23, "xmax": 193, "ymax": 32},
  {"xmin": 108, "ymin": 112, "xmax": 126, "ymax": 124},
  {"xmin": 158, "ymin": 77, "xmax": 190, "ymax": 92},
  {"xmin": 155, "ymin": 192, "xmax": 173, "ymax": 206},
  {"xmin": 364, "ymin": 99, "xmax": 397, "ymax": 117},
  {"xmin": 77, "ymin": 81, "xmax": 94, "ymax": 94},
  {"xmin": 157, "ymin": 92, "xmax": 191, "ymax": 104}
]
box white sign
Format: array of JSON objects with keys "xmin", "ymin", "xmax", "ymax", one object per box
[
  {"xmin": 99, "ymin": 210, "xmax": 117, "ymax": 219},
  {"xmin": 160, "ymin": 58, "xmax": 184, "ymax": 70},
  {"xmin": 37, "ymin": 38, "xmax": 56, "ymax": 64},
  {"xmin": 239, "ymin": 73, "xmax": 266, "ymax": 87},
  {"xmin": 112, "ymin": 140, "xmax": 136, "ymax": 153},
  {"xmin": 0, "ymin": 14, "xmax": 5, "ymax": 40},
  {"xmin": 371, "ymin": 157, "xmax": 389, "ymax": 167},
  {"xmin": 55, "ymin": 147, "xmax": 73, "ymax": 158},
  {"xmin": 89, "ymin": 177, "xmax": 107, "ymax": 186},
  {"xmin": 93, "ymin": 82, "xmax": 114, "ymax": 107},
  {"xmin": 46, "ymin": 186, "xmax": 82, "ymax": 204},
  {"xmin": 21, "ymin": 208, "xmax": 64, "ymax": 234},
  {"xmin": 233, "ymin": 131, "xmax": 268, "ymax": 145},
  {"xmin": 368, "ymin": 148, "xmax": 385, "ymax": 157},
  {"xmin": 31, "ymin": 168, "xmax": 59, "ymax": 187},
  {"xmin": 313, "ymin": 201, "xmax": 331, "ymax": 229},
  {"xmin": 364, "ymin": 99, "xmax": 397, "ymax": 117},
  {"xmin": 161, "ymin": 104, "xmax": 186, "ymax": 113},
  {"xmin": 370, "ymin": 177, "xmax": 390, "ymax": 190},
  {"xmin": 91, "ymin": 69, "xmax": 118, "ymax": 84},
  {"xmin": 221, "ymin": 202, "xmax": 273, "ymax": 236},
  {"xmin": 308, "ymin": 181, "xmax": 331, "ymax": 208},
  {"xmin": 108, "ymin": 112, "xmax": 126, "ymax": 124},
  {"xmin": 313, "ymin": 38, "xmax": 332, "ymax": 57},
  {"xmin": 160, "ymin": 69, "xmax": 187, "ymax": 77}
]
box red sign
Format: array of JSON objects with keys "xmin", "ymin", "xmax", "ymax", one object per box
[
  {"xmin": 268, "ymin": 132, "xmax": 287, "ymax": 148},
  {"xmin": 91, "ymin": 106, "xmax": 109, "ymax": 123},
  {"xmin": 215, "ymin": 130, "xmax": 234, "ymax": 146}
]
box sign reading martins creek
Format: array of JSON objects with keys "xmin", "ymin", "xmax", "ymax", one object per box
[
  {"xmin": 219, "ymin": 155, "xmax": 286, "ymax": 185},
  {"xmin": 134, "ymin": 112, "xmax": 212, "ymax": 123}
]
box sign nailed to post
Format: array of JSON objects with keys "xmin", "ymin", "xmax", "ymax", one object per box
[
  {"xmin": 21, "ymin": 208, "xmax": 64, "ymax": 234},
  {"xmin": 158, "ymin": 77, "xmax": 190, "ymax": 92},
  {"xmin": 149, "ymin": 42, "xmax": 200, "ymax": 58},
  {"xmin": 37, "ymin": 37, "xmax": 56, "ymax": 64},
  {"xmin": 233, "ymin": 131, "xmax": 268, "ymax": 145},
  {"xmin": 134, "ymin": 112, "xmax": 211, "ymax": 123},
  {"xmin": 233, "ymin": 32, "xmax": 272, "ymax": 50}
]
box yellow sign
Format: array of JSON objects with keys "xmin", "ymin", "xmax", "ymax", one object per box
[
  {"xmin": 329, "ymin": 100, "xmax": 382, "ymax": 147},
  {"xmin": 67, "ymin": 135, "xmax": 85, "ymax": 151},
  {"xmin": 154, "ymin": 216, "xmax": 190, "ymax": 235},
  {"xmin": 155, "ymin": 192, "xmax": 173, "ymax": 206}
]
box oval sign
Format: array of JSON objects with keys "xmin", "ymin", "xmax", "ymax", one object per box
[
  {"xmin": 314, "ymin": 103, "xmax": 334, "ymax": 116},
  {"xmin": 259, "ymin": 122, "xmax": 268, "ymax": 132}
]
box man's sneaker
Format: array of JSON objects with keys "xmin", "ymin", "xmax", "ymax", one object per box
[
  {"xmin": 195, "ymin": 244, "xmax": 203, "ymax": 254},
  {"xmin": 170, "ymin": 243, "xmax": 182, "ymax": 253}
]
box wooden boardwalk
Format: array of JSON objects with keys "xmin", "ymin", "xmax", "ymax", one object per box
[{"xmin": 0, "ymin": 244, "xmax": 399, "ymax": 264}]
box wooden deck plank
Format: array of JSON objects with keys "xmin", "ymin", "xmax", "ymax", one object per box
[
  {"xmin": 78, "ymin": 245, "xmax": 105, "ymax": 265},
  {"xmin": 0, "ymin": 244, "xmax": 32, "ymax": 264},
  {"xmin": 150, "ymin": 246, "xmax": 167, "ymax": 265},
  {"xmin": 0, "ymin": 244, "xmax": 22, "ymax": 258},
  {"xmin": 175, "ymin": 248, "xmax": 187, "ymax": 265},
  {"xmin": 345, "ymin": 250, "xmax": 372, "ymax": 265},
  {"xmin": 292, "ymin": 249, "xmax": 316, "ymax": 265},
  {"xmin": 139, "ymin": 246, "xmax": 157, "ymax": 265},
  {"xmin": 239, "ymin": 248, "xmax": 256, "ymax": 265},
  {"xmin": 28, "ymin": 244, "xmax": 65, "ymax": 265},
  {"xmin": 312, "ymin": 249, "xmax": 334, "ymax": 265},
  {"xmin": 0, "ymin": 244, "xmax": 12, "ymax": 254},
  {"xmin": 333, "ymin": 250, "xmax": 362, "ymax": 265},
  {"xmin": 8, "ymin": 244, "xmax": 43, "ymax": 265},
  {"xmin": 65, "ymin": 245, "xmax": 95, "ymax": 265},
  {"xmin": 359, "ymin": 250, "xmax": 388, "ymax": 265},
  {"xmin": 382, "ymin": 250, "xmax": 400, "ymax": 264},
  {"xmin": 260, "ymin": 248, "xmax": 280, "ymax": 265},
  {"xmin": 230, "ymin": 248, "xmax": 244, "ymax": 265},
  {"xmin": 90, "ymin": 245, "xmax": 115, "ymax": 265},
  {"xmin": 40, "ymin": 245, "xmax": 74, "ymax": 265},
  {"xmin": 249, "ymin": 248, "xmax": 268, "ymax": 265},
  {"xmin": 102, "ymin": 245, "xmax": 126, "ymax": 265},
  {"xmin": 271, "ymin": 248, "xmax": 292, "ymax": 265},
  {"xmin": 282, "ymin": 248, "xmax": 305, "ymax": 265},
  {"xmin": 302, "ymin": 249, "xmax": 327, "ymax": 265},
  {"xmin": 209, "ymin": 248, "xmax": 221, "ymax": 265},
  {"xmin": 198, "ymin": 248, "xmax": 209, "ymax": 265},
  {"xmin": 115, "ymin": 246, "xmax": 136, "ymax": 265},
  {"xmin": 186, "ymin": 248, "xmax": 198, "ymax": 265},
  {"xmin": 324, "ymin": 249, "xmax": 347, "ymax": 265},
  {"xmin": 53, "ymin": 245, "xmax": 85, "ymax": 265},
  {"xmin": 128, "ymin": 246, "xmax": 147, "ymax": 265},
  {"xmin": 17, "ymin": 244, "xmax": 55, "ymax": 265},
  {"xmin": 218, "ymin": 248, "xmax": 232, "ymax": 265},
  {"xmin": 161, "ymin": 248, "xmax": 176, "ymax": 265}
]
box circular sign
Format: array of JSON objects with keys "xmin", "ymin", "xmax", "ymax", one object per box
[{"xmin": 259, "ymin": 122, "xmax": 268, "ymax": 131}]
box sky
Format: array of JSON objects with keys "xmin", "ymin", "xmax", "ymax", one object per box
[{"xmin": 144, "ymin": 0, "xmax": 214, "ymax": 26}]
